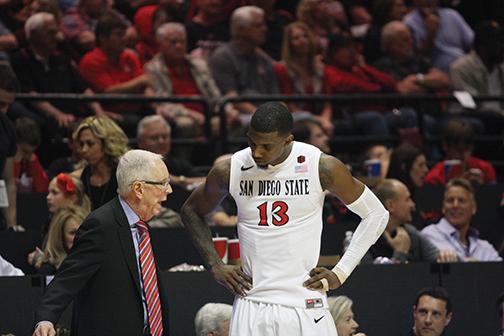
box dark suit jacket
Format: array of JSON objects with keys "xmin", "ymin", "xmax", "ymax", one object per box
[{"xmin": 35, "ymin": 197, "xmax": 169, "ymax": 335}]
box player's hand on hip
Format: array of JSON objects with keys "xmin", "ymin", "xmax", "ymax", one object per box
[
  {"xmin": 33, "ymin": 322, "xmax": 55, "ymax": 336},
  {"xmin": 211, "ymin": 264, "xmax": 252, "ymax": 297},
  {"xmin": 303, "ymin": 267, "xmax": 341, "ymax": 291}
]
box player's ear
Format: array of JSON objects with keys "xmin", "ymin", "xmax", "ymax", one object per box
[{"xmin": 285, "ymin": 134, "xmax": 294, "ymax": 145}]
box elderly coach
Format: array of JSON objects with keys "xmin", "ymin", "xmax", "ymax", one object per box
[{"xmin": 33, "ymin": 149, "xmax": 172, "ymax": 336}]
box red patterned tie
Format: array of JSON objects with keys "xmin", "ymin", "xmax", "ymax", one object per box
[{"xmin": 136, "ymin": 220, "xmax": 164, "ymax": 336}]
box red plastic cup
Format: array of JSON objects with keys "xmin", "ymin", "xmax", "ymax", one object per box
[
  {"xmin": 212, "ymin": 237, "xmax": 228, "ymax": 264},
  {"xmin": 228, "ymin": 239, "xmax": 240, "ymax": 265}
]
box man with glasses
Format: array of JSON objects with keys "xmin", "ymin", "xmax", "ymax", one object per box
[{"xmin": 34, "ymin": 149, "xmax": 171, "ymax": 336}]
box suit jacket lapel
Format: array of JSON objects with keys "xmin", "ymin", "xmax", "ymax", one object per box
[{"xmin": 113, "ymin": 197, "xmax": 142, "ymax": 298}]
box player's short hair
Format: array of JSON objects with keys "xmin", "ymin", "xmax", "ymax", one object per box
[
  {"xmin": 414, "ymin": 287, "xmax": 452, "ymax": 314},
  {"xmin": 250, "ymin": 102, "xmax": 293, "ymax": 136}
]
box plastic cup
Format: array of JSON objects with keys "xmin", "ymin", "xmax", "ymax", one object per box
[
  {"xmin": 227, "ymin": 239, "xmax": 240, "ymax": 265},
  {"xmin": 364, "ymin": 159, "xmax": 381, "ymax": 177},
  {"xmin": 444, "ymin": 160, "xmax": 462, "ymax": 182},
  {"xmin": 212, "ymin": 237, "xmax": 228, "ymax": 264}
]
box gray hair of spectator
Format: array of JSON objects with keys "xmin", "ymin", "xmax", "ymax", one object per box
[
  {"xmin": 374, "ymin": 178, "xmax": 403, "ymax": 204},
  {"xmin": 381, "ymin": 20, "xmax": 406, "ymax": 50},
  {"xmin": 194, "ymin": 303, "xmax": 233, "ymax": 336},
  {"xmin": 230, "ymin": 6, "xmax": 264, "ymax": 36},
  {"xmin": 116, "ymin": 150, "xmax": 164, "ymax": 195},
  {"xmin": 25, "ymin": 12, "xmax": 54, "ymax": 40},
  {"xmin": 156, "ymin": 22, "xmax": 186, "ymax": 41},
  {"xmin": 136, "ymin": 115, "xmax": 171, "ymax": 140},
  {"xmin": 445, "ymin": 178, "xmax": 475, "ymax": 200},
  {"xmin": 328, "ymin": 296, "xmax": 354, "ymax": 325}
]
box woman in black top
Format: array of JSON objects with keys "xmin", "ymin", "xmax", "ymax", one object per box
[{"xmin": 73, "ymin": 116, "xmax": 129, "ymax": 209}]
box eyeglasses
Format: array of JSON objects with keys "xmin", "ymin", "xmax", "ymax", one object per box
[{"xmin": 138, "ymin": 179, "xmax": 171, "ymax": 190}]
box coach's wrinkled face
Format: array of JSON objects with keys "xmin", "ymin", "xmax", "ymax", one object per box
[{"xmin": 247, "ymin": 128, "xmax": 293, "ymax": 169}]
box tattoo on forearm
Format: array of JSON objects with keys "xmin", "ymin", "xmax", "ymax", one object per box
[{"xmin": 181, "ymin": 205, "xmax": 222, "ymax": 270}]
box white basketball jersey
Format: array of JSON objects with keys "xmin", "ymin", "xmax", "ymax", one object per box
[{"xmin": 229, "ymin": 141, "xmax": 327, "ymax": 308}]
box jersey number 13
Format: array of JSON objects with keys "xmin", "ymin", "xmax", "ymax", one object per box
[{"xmin": 257, "ymin": 201, "xmax": 289, "ymax": 226}]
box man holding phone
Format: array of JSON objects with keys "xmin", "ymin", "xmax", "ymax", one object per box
[{"xmin": 404, "ymin": 0, "xmax": 474, "ymax": 73}]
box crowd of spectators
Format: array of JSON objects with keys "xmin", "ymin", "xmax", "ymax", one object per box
[{"xmin": 0, "ymin": 2, "xmax": 502, "ymax": 334}]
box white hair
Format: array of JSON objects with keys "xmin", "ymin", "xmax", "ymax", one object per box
[
  {"xmin": 156, "ymin": 22, "xmax": 186, "ymax": 41},
  {"xmin": 194, "ymin": 303, "xmax": 233, "ymax": 336},
  {"xmin": 328, "ymin": 296, "xmax": 354, "ymax": 326},
  {"xmin": 136, "ymin": 115, "xmax": 171, "ymax": 140},
  {"xmin": 381, "ymin": 20, "xmax": 408, "ymax": 50},
  {"xmin": 230, "ymin": 6, "xmax": 264, "ymax": 36},
  {"xmin": 25, "ymin": 12, "xmax": 55, "ymax": 40},
  {"xmin": 116, "ymin": 149, "xmax": 164, "ymax": 195}
]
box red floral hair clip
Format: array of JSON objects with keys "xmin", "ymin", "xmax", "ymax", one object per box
[{"xmin": 56, "ymin": 173, "xmax": 76, "ymax": 195}]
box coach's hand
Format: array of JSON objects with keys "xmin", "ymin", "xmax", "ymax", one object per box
[
  {"xmin": 303, "ymin": 267, "xmax": 341, "ymax": 291},
  {"xmin": 212, "ymin": 264, "xmax": 252, "ymax": 297}
]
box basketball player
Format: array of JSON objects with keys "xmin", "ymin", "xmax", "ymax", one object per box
[{"xmin": 181, "ymin": 102, "xmax": 389, "ymax": 335}]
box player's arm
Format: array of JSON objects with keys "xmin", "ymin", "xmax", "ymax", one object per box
[
  {"xmin": 305, "ymin": 154, "xmax": 389, "ymax": 291},
  {"xmin": 180, "ymin": 158, "xmax": 251, "ymax": 295}
]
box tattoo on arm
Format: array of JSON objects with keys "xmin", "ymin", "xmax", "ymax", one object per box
[
  {"xmin": 319, "ymin": 154, "xmax": 333, "ymax": 191},
  {"xmin": 180, "ymin": 159, "xmax": 231, "ymax": 270}
]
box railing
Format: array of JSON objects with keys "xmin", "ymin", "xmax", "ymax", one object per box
[
  {"xmin": 217, "ymin": 93, "xmax": 504, "ymax": 152},
  {"xmin": 15, "ymin": 93, "xmax": 504, "ymax": 155},
  {"xmin": 15, "ymin": 93, "xmax": 212, "ymax": 140}
]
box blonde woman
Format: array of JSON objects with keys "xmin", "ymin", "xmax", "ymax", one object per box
[
  {"xmin": 328, "ymin": 296, "xmax": 367, "ymax": 336},
  {"xmin": 28, "ymin": 173, "xmax": 91, "ymax": 268},
  {"xmin": 274, "ymin": 21, "xmax": 334, "ymax": 134},
  {"xmin": 296, "ymin": 0, "xmax": 347, "ymax": 54},
  {"xmin": 37, "ymin": 205, "xmax": 90, "ymax": 274},
  {"xmin": 72, "ymin": 116, "xmax": 129, "ymax": 209},
  {"xmin": 47, "ymin": 173, "xmax": 91, "ymax": 214}
]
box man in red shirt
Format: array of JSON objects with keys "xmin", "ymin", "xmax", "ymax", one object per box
[
  {"xmin": 79, "ymin": 14, "xmax": 151, "ymax": 135},
  {"xmin": 145, "ymin": 22, "xmax": 235, "ymax": 137},
  {"xmin": 425, "ymin": 120, "xmax": 496, "ymax": 185},
  {"xmin": 324, "ymin": 34, "xmax": 418, "ymax": 136}
]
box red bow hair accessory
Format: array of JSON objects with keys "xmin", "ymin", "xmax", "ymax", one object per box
[{"xmin": 56, "ymin": 173, "xmax": 76, "ymax": 195}]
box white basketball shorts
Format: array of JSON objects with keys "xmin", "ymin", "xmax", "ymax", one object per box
[{"xmin": 229, "ymin": 297, "xmax": 338, "ymax": 336}]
